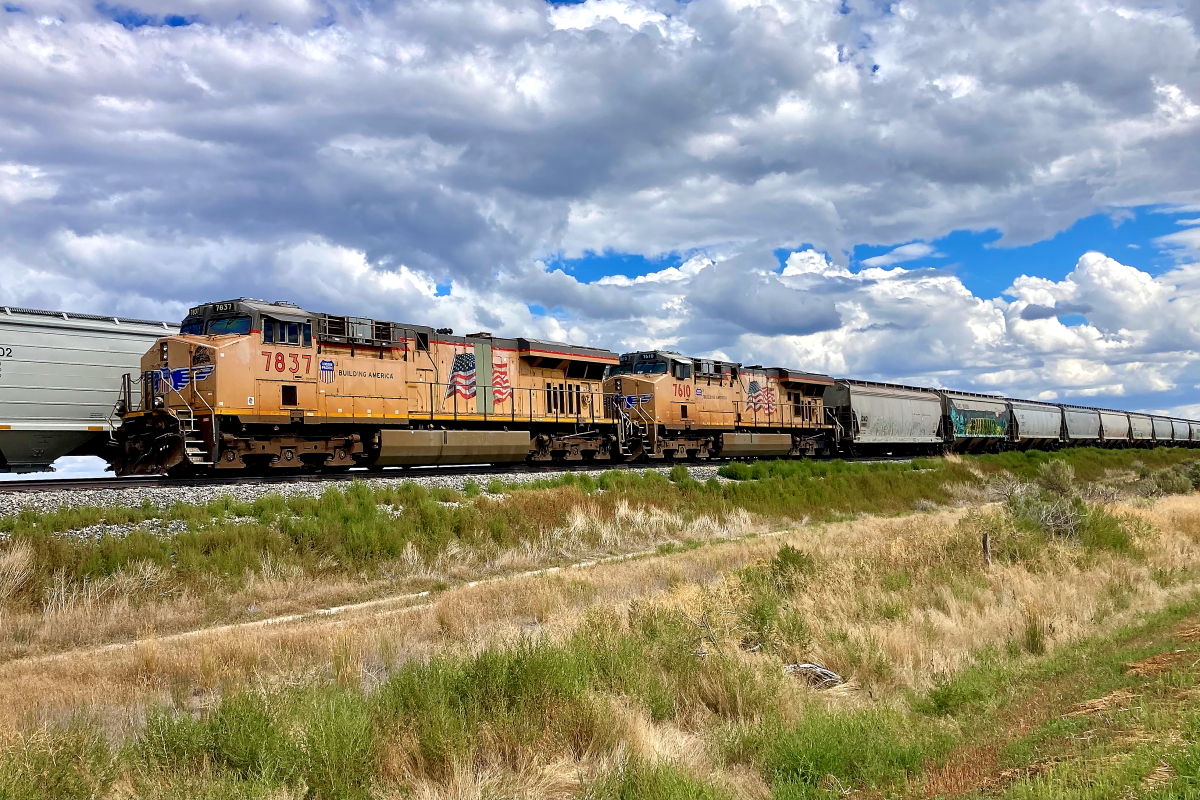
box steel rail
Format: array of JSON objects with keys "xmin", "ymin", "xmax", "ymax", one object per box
[
  {"xmin": 0, "ymin": 455, "xmax": 916, "ymax": 495},
  {"xmin": 0, "ymin": 461, "xmax": 711, "ymax": 494}
]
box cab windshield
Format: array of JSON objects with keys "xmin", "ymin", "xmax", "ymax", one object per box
[
  {"xmin": 634, "ymin": 362, "xmax": 668, "ymax": 374},
  {"xmin": 180, "ymin": 318, "xmax": 204, "ymax": 335},
  {"xmin": 206, "ymin": 316, "xmax": 252, "ymax": 335}
]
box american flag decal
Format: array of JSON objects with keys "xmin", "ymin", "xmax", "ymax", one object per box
[
  {"xmin": 746, "ymin": 380, "xmax": 777, "ymax": 415},
  {"xmin": 492, "ymin": 357, "xmax": 511, "ymax": 403},
  {"xmin": 444, "ymin": 352, "xmax": 477, "ymax": 400}
]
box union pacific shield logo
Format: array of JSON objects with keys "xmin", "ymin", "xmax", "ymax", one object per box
[{"xmin": 320, "ymin": 359, "xmax": 335, "ymax": 383}]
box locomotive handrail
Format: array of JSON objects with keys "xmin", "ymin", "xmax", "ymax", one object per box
[{"xmin": 412, "ymin": 381, "xmax": 615, "ymax": 426}]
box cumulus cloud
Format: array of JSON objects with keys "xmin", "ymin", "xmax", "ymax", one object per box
[
  {"xmin": 510, "ymin": 247, "xmax": 1200, "ymax": 409},
  {"xmin": 1, "ymin": 0, "xmax": 1200, "ymax": 411}
]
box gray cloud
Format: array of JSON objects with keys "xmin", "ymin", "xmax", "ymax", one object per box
[
  {"xmin": 2, "ymin": 0, "xmax": 1200, "ymax": 408},
  {"xmin": 1019, "ymin": 301, "xmax": 1094, "ymax": 321}
]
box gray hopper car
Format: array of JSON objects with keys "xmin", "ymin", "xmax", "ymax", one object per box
[
  {"xmin": 826, "ymin": 380, "xmax": 944, "ymax": 454},
  {"xmin": 0, "ymin": 307, "xmax": 175, "ymax": 473}
]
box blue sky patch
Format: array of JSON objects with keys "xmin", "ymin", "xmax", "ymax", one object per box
[
  {"xmin": 545, "ymin": 250, "xmax": 686, "ymax": 284},
  {"xmin": 95, "ymin": 3, "xmax": 195, "ymax": 28},
  {"xmin": 852, "ymin": 206, "xmax": 1194, "ymax": 299},
  {"xmin": 546, "ymin": 206, "xmax": 1197, "ymax": 299}
]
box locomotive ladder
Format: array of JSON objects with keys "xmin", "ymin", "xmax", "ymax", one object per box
[{"xmin": 176, "ymin": 406, "xmax": 214, "ymax": 466}]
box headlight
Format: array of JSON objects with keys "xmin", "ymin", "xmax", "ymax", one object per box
[{"xmin": 153, "ymin": 396, "xmax": 165, "ymax": 409}]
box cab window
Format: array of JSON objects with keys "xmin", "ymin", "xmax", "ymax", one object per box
[
  {"xmin": 180, "ymin": 318, "xmax": 204, "ymax": 335},
  {"xmin": 206, "ymin": 316, "xmax": 251, "ymax": 335},
  {"xmin": 263, "ymin": 320, "xmax": 312, "ymax": 346},
  {"xmin": 634, "ymin": 362, "xmax": 667, "ymax": 374}
]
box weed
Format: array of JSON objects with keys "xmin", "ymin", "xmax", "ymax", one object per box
[
  {"xmin": 302, "ymin": 688, "xmax": 376, "ymax": 800},
  {"xmin": 1022, "ymin": 612, "xmax": 1052, "ymax": 655},
  {"xmin": 585, "ymin": 756, "xmax": 729, "ymax": 799}
]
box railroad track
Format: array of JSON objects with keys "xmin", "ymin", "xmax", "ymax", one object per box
[
  {"xmin": 0, "ymin": 454, "xmax": 919, "ymax": 494},
  {"xmin": 0, "ymin": 460, "xmax": 726, "ymax": 494}
]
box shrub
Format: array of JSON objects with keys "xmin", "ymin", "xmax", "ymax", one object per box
[
  {"xmin": 302, "ymin": 688, "xmax": 376, "ymax": 800},
  {"xmin": 1078, "ymin": 507, "xmax": 1138, "ymax": 555},
  {"xmin": 0, "ymin": 719, "xmax": 116, "ymax": 800},
  {"xmin": 1153, "ymin": 467, "xmax": 1194, "ymax": 496},
  {"xmin": 209, "ymin": 693, "xmax": 298, "ymax": 782},
  {"xmin": 1036, "ymin": 460, "xmax": 1076, "ymax": 498}
]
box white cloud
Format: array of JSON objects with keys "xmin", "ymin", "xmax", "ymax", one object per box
[
  {"xmin": 0, "ymin": 164, "xmax": 57, "ymax": 204},
  {"xmin": 860, "ymin": 242, "xmax": 941, "ymax": 268}
]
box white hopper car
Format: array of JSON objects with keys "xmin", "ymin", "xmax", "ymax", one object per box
[{"xmin": 0, "ymin": 307, "xmax": 175, "ymax": 473}]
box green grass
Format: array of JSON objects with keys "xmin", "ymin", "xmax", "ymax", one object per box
[
  {"xmin": 0, "ymin": 539, "xmax": 1197, "ymax": 799},
  {"xmin": 737, "ymin": 708, "xmax": 941, "ymax": 799},
  {"xmin": 0, "ymin": 447, "xmax": 1193, "ymax": 621},
  {"xmin": 586, "ymin": 757, "xmax": 731, "ymax": 799},
  {"xmin": 0, "ymin": 718, "xmax": 115, "ymax": 800}
]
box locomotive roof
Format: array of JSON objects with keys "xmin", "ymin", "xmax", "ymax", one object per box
[{"xmin": 182, "ymin": 299, "xmax": 617, "ymax": 361}]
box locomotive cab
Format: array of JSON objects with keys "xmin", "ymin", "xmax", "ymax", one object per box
[{"xmin": 114, "ymin": 299, "xmax": 331, "ymax": 475}]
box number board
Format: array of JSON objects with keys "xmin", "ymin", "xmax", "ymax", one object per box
[{"xmin": 262, "ymin": 351, "xmax": 313, "ymax": 375}]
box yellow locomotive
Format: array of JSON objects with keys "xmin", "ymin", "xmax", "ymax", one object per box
[
  {"xmin": 603, "ymin": 350, "xmax": 836, "ymax": 459},
  {"xmin": 114, "ymin": 299, "xmax": 619, "ymax": 474},
  {"xmin": 112, "ymin": 300, "xmax": 841, "ymax": 475}
]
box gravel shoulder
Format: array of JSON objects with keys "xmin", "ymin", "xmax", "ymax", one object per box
[{"xmin": 0, "ymin": 464, "xmax": 727, "ymax": 517}]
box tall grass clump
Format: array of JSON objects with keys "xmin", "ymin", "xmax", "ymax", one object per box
[
  {"xmin": 727, "ymin": 708, "xmax": 936, "ymax": 799},
  {"xmin": 0, "ymin": 718, "xmax": 117, "ymax": 800},
  {"xmin": 585, "ymin": 756, "xmax": 730, "ymax": 799}
]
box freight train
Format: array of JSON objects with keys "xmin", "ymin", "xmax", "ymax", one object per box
[{"xmin": 101, "ymin": 298, "xmax": 1200, "ymax": 476}]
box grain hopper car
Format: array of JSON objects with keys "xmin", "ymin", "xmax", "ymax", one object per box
[{"xmin": 0, "ymin": 307, "xmax": 175, "ymax": 473}]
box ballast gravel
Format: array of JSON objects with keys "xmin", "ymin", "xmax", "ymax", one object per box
[{"xmin": 0, "ymin": 465, "xmax": 727, "ymax": 519}]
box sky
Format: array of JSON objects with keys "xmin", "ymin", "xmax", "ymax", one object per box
[{"xmin": 3, "ymin": 0, "xmax": 1200, "ymax": 443}]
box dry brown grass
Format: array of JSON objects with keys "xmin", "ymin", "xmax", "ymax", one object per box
[
  {"xmin": 2, "ymin": 492, "xmax": 1200, "ymax": 795},
  {"xmin": 0, "ymin": 500, "xmax": 765, "ymax": 662}
]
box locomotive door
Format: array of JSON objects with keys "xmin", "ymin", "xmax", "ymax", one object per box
[{"xmin": 474, "ymin": 340, "xmax": 494, "ymax": 416}]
